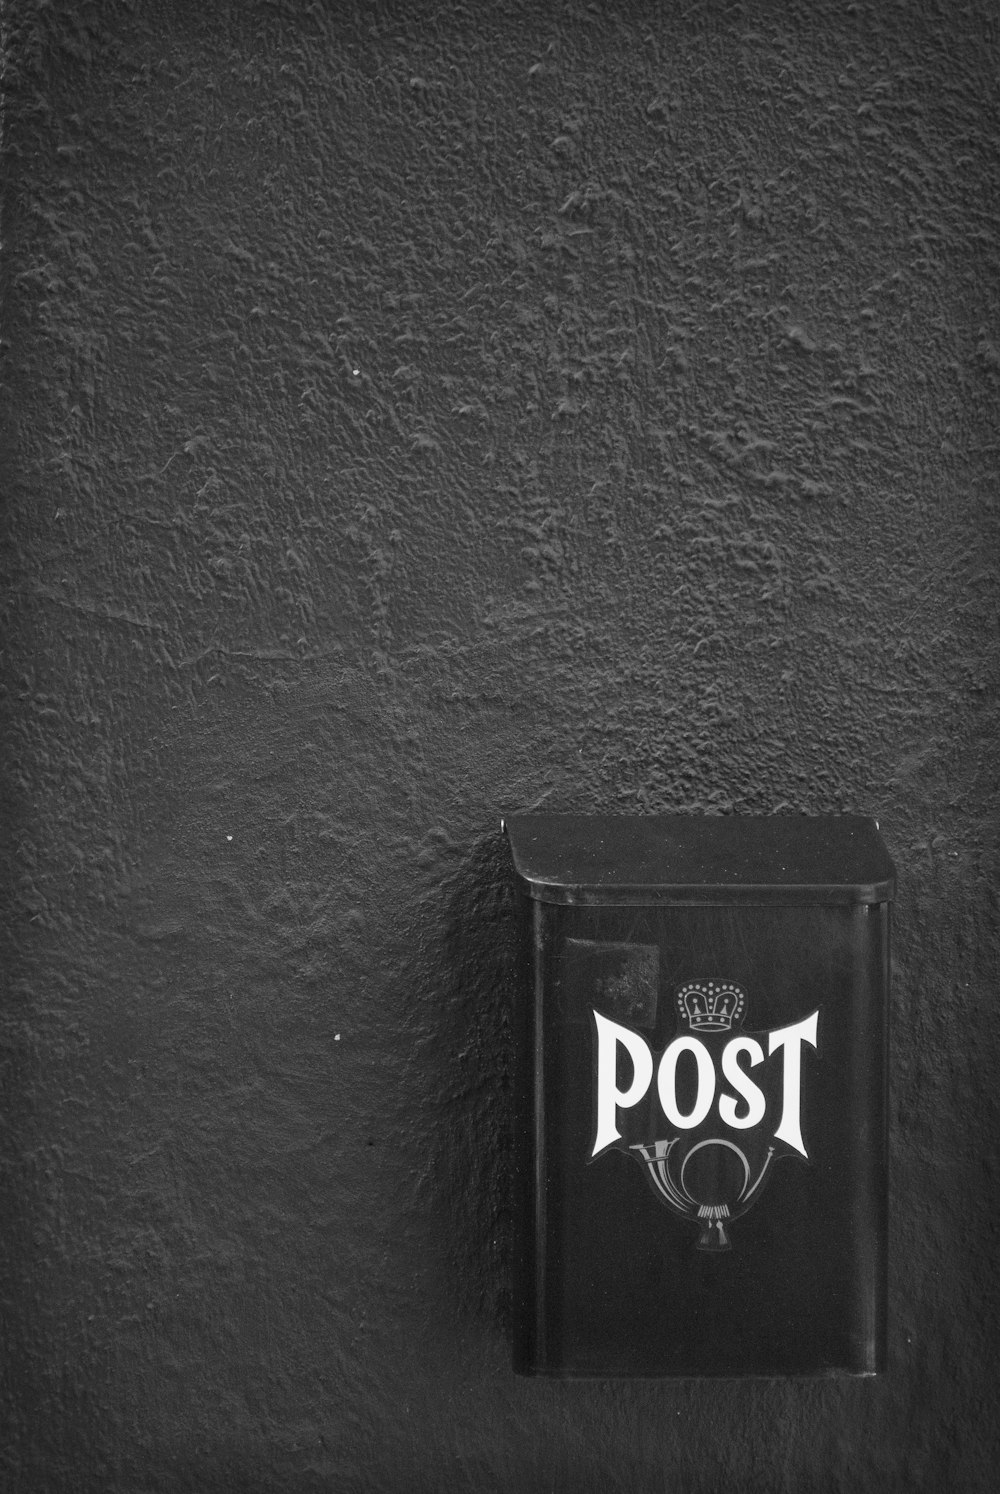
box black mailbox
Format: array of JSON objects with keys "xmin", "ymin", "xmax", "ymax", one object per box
[{"xmin": 505, "ymin": 814, "xmax": 895, "ymax": 1378}]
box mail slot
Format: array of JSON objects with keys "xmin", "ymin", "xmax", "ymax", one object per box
[{"xmin": 504, "ymin": 814, "xmax": 895, "ymax": 1378}]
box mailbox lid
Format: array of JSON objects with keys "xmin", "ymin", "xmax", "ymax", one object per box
[{"xmin": 504, "ymin": 814, "xmax": 895, "ymax": 906}]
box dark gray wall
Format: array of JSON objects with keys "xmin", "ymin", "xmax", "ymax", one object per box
[{"xmin": 2, "ymin": 1, "xmax": 998, "ymax": 1489}]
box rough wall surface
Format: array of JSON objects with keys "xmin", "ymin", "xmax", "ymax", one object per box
[{"xmin": 1, "ymin": 0, "xmax": 998, "ymax": 1489}]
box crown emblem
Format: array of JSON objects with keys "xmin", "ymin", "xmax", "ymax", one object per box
[{"xmin": 676, "ymin": 980, "xmax": 746, "ymax": 1033}]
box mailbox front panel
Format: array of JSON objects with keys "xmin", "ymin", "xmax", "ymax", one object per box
[{"xmin": 507, "ymin": 817, "xmax": 892, "ymax": 1378}]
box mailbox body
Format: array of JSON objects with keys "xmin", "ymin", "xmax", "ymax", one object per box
[{"xmin": 505, "ymin": 815, "xmax": 894, "ymax": 1378}]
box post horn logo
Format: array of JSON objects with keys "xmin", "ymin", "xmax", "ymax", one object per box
[{"xmin": 591, "ymin": 981, "xmax": 819, "ymax": 1252}]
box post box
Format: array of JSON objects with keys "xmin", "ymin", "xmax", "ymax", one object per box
[{"xmin": 504, "ymin": 814, "xmax": 894, "ymax": 1378}]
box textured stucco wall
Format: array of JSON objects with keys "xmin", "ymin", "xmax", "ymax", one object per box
[{"xmin": 2, "ymin": 0, "xmax": 998, "ymax": 1489}]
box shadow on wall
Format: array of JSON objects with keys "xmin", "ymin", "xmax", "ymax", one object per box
[{"xmin": 423, "ymin": 830, "xmax": 522, "ymax": 1341}]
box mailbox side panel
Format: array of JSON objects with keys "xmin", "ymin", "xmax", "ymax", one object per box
[{"xmin": 511, "ymin": 895, "xmax": 548, "ymax": 1374}]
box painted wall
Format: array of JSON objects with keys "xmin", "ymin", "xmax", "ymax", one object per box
[{"xmin": 2, "ymin": 0, "xmax": 998, "ymax": 1488}]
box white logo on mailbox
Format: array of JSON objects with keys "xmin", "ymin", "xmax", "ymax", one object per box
[{"xmin": 591, "ymin": 982, "xmax": 819, "ymax": 1250}]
